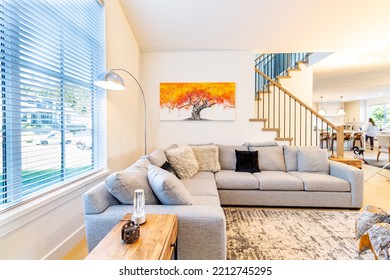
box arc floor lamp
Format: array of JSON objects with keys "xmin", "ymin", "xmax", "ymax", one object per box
[{"xmin": 94, "ymin": 69, "xmax": 147, "ymax": 155}]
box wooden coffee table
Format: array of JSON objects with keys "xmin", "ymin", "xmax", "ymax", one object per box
[
  {"xmin": 85, "ymin": 214, "xmax": 178, "ymax": 260},
  {"xmin": 329, "ymin": 156, "xmax": 362, "ymax": 169}
]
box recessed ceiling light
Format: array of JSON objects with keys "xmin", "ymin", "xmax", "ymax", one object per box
[{"xmin": 378, "ymin": 92, "xmax": 383, "ymax": 95}]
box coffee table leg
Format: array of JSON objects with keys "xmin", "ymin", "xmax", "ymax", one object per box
[{"xmin": 171, "ymin": 241, "xmax": 178, "ymax": 260}]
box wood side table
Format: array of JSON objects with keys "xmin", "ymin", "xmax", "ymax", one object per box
[
  {"xmin": 85, "ymin": 214, "xmax": 178, "ymax": 260},
  {"xmin": 329, "ymin": 157, "xmax": 362, "ymax": 169}
]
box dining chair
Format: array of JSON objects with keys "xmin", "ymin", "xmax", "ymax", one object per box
[{"xmin": 376, "ymin": 135, "xmax": 390, "ymax": 162}]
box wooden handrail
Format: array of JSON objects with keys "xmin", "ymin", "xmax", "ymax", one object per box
[
  {"xmin": 254, "ymin": 67, "xmax": 338, "ymax": 131},
  {"xmin": 254, "ymin": 53, "xmax": 265, "ymax": 62}
]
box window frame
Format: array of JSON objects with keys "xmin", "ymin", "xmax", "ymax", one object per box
[{"xmin": 0, "ymin": 0, "xmax": 106, "ymax": 212}]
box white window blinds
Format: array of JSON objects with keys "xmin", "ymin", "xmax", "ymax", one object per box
[{"xmin": 0, "ymin": 0, "xmax": 106, "ymax": 211}]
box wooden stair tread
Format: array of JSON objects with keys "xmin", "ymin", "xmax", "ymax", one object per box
[
  {"xmin": 262, "ymin": 128, "xmax": 280, "ymax": 131},
  {"xmin": 249, "ymin": 118, "xmax": 267, "ymax": 122},
  {"xmin": 275, "ymin": 137, "xmax": 293, "ymax": 141},
  {"xmin": 276, "ymin": 76, "xmax": 291, "ymax": 80},
  {"xmin": 256, "ymin": 90, "xmax": 271, "ymax": 94}
]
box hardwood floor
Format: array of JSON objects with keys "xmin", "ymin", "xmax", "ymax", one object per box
[{"xmin": 63, "ymin": 148, "xmax": 390, "ymax": 260}]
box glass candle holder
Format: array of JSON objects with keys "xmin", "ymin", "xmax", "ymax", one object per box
[{"xmin": 132, "ymin": 189, "xmax": 146, "ymax": 225}]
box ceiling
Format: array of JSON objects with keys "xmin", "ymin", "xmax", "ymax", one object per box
[{"xmin": 119, "ymin": 0, "xmax": 390, "ymax": 102}]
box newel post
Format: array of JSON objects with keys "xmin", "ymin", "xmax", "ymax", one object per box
[{"xmin": 336, "ymin": 126, "xmax": 344, "ymax": 157}]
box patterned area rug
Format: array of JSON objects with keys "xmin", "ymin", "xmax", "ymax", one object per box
[
  {"xmin": 364, "ymin": 159, "xmax": 390, "ymax": 170},
  {"xmin": 224, "ymin": 207, "xmax": 374, "ymax": 260}
]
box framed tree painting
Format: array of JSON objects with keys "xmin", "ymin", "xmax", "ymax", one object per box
[{"xmin": 160, "ymin": 82, "xmax": 235, "ymax": 121}]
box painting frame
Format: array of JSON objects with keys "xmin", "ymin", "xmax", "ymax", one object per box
[{"xmin": 159, "ymin": 82, "xmax": 236, "ymax": 121}]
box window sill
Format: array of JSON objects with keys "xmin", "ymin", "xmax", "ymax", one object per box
[{"xmin": 0, "ymin": 169, "xmax": 110, "ymax": 238}]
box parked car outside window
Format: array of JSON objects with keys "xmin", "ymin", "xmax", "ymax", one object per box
[{"xmin": 38, "ymin": 131, "xmax": 74, "ymax": 145}]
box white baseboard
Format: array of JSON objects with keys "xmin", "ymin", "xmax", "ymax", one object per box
[{"xmin": 43, "ymin": 225, "xmax": 86, "ymax": 260}]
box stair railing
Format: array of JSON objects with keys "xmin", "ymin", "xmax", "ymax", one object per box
[
  {"xmin": 254, "ymin": 66, "xmax": 344, "ymax": 156},
  {"xmin": 255, "ymin": 53, "xmax": 311, "ymax": 90}
]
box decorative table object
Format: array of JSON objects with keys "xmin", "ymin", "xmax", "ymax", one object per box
[
  {"xmin": 355, "ymin": 205, "xmax": 390, "ymax": 260},
  {"xmin": 132, "ymin": 189, "xmax": 146, "ymax": 224}
]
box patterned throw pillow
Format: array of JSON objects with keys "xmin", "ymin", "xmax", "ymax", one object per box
[
  {"xmin": 191, "ymin": 145, "xmax": 221, "ymax": 172},
  {"xmin": 165, "ymin": 144, "xmax": 199, "ymax": 179}
]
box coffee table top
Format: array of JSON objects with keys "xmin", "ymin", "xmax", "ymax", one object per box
[{"xmin": 85, "ymin": 214, "xmax": 178, "ymax": 260}]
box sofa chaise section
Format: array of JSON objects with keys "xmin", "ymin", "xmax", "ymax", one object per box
[{"xmin": 83, "ymin": 159, "xmax": 226, "ymax": 260}]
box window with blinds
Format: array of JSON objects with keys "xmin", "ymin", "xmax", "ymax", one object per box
[{"xmin": 0, "ymin": 0, "xmax": 106, "ymax": 211}]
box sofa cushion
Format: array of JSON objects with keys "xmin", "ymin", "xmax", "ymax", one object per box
[
  {"xmin": 180, "ymin": 178, "xmax": 219, "ymax": 197},
  {"xmin": 147, "ymin": 165, "xmax": 193, "ymax": 205},
  {"xmin": 165, "ymin": 144, "xmax": 199, "ymax": 179},
  {"xmin": 217, "ymin": 144, "xmax": 248, "ymax": 170},
  {"xmin": 283, "ymin": 145, "xmax": 298, "ymax": 171},
  {"xmin": 283, "ymin": 145, "xmax": 321, "ymax": 171},
  {"xmin": 191, "ymin": 195, "xmax": 221, "ymax": 206},
  {"xmin": 125, "ymin": 156, "xmax": 151, "ymax": 171},
  {"xmin": 215, "ymin": 170, "xmax": 259, "ymax": 190},
  {"xmin": 297, "ymin": 147, "xmax": 329, "ymax": 173},
  {"xmin": 253, "ymin": 171, "xmax": 304, "ymax": 191},
  {"xmin": 191, "ymin": 144, "xmax": 221, "ymax": 172},
  {"xmin": 190, "ymin": 171, "xmax": 215, "ymax": 180},
  {"xmin": 105, "ymin": 168, "xmax": 160, "ymax": 205},
  {"xmin": 235, "ymin": 150, "xmax": 260, "ymax": 173},
  {"xmin": 243, "ymin": 141, "xmax": 278, "ymax": 147},
  {"xmin": 288, "ymin": 172, "xmax": 350, "ymax": 192},
  {"xmin": 250, "ymin": 146, "xmax": 286, "ymax": 171}
]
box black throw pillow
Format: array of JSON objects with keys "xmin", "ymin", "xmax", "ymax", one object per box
[
  {"xmin": 160, "ymin": 161, "xmax": 177, "ymax": 176},
  {"xmin": 235, "ymin": 150, "xmax": 260, "ymax": 173}
]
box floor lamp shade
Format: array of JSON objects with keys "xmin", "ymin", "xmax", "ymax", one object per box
[
  {"xmin": 94, "ymin": 70, "xmax": 125, "ymax": 90},
  {"xmin": 94, "ymin": 69, "xmax": 148, "ymax": 155}
]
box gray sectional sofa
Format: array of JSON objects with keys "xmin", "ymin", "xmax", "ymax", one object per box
[{"xmin": 82, "ymin": 143, "xmax": 364, "ymax": 260}]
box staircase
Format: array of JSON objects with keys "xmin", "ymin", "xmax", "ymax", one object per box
[{"xmin": 252, "ymin": 53, "xmax": 344, "ymax": 156}]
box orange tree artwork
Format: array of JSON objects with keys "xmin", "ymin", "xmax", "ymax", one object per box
[{"xmin": 160, "ymin": 82, "xmax": 235, "ymax": 120}]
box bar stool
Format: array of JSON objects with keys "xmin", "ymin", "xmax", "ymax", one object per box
[
  {"xmin": 344, "ymin": 133, "xmax": 352, "ymax": 150},
  {"xmin": 352, "ymin": 133, "xmax": 363, "ymax": 148},
  {"xmin": 320, "ymin": 132, "xmax": 330, "ymax": 149},
  {"xmin": 330, "ymin": 132, "xmax": 337, "ymax": 151}
]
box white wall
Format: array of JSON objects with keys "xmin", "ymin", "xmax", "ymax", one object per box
[
  {"xmin": 141, "ymin": 51, "xmax": 277, "ymax": 149},
  {"xmin": 279, "ymin": 62, "xmax": 313, "ymax": 106}
]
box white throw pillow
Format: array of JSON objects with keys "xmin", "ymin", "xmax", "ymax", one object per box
[
  {"xmin": 165, "ymin": 144, "xmax": 199, "ymax": 179},
  {"xmin": 297, "ymin": 147, "xmax": 329, "ymax": 173},
  {"xmin": 191, "ymin": 145, "xmax": 221, "ymax": 172},
  {"xmin": 147, "ymin": 165, "xmax": 193, "ymax": 205}
]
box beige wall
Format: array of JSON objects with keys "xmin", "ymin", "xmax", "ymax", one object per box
[{"xmin": 106, "ymin": 0, "xmax": 143, "ymax": 171}]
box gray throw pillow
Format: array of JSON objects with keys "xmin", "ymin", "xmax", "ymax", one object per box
[
  {"xmin": 105, "ymin": 168, "xmax": 160, "ymax": 205},
  {"xmin": 283, "ymin": 145, "xmax": 298, "ymax": 171},
  {"xmin": 148, "ymin": 149, "xmax": 168, "ymax": 167},
  {"xmin": 147, "ymin": 165, "xmax": 193, "ymax": 205},
  {"xmin": 243, "ymin": 141, "xmax": 278, "ymax": 147},
  {"xmin": 217, "ymin": 144, "xmax": 248, "ymax": 170},
  {"xmin": 250, "ymin": 146, "xmax": 286, "ymax": 171},
  {"xmin": 297, "ymin": 147, "xmax": 329, "ymax": 173}
]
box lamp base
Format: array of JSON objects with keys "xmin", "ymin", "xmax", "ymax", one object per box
[{"xmin": 131, "ymin": 214, "xmax": 146, "ymax": 225}]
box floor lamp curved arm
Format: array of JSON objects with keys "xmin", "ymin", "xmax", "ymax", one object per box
[{"xmin": 94, "ymin": 68, "xmax": 147, "ymax": 155}]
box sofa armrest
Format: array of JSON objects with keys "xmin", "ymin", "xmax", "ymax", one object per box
[
  {"xmin": 82, "ymin": 181, "xmax": 120, "ymax": 215},
  {"xmin": 329, "ymin": 160, "xmax": 364, "ymax": 208},
  {"xmin": 144, "ymin": 205, "xmax": 226, "ymax": 260},
  {"xmin": 84, "ymin": 204, "xmax": 226, "ymax": 260}
]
